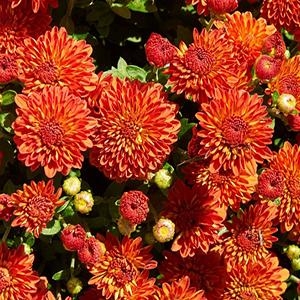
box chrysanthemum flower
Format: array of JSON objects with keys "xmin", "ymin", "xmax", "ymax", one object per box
[
  {"xmin": 88, "ymin": 234, "xmax": 157, "ymax": 300},
  {"xmin": 33, "ymin": 276, "xmax": 56, "ymax": 300},
  {"xmin": 89, "ymin": 74, "xmax": 181, "ymax": 182},
  {"xmin": 12, "ymin": 86, "xmax": 97, "ymax": 178},
  {"xmin": 10, "ymin": 180, "xmax": 63, "ymax": 237},
  {"xmin": 262, "ymin": 31, "xmax": 286, "ymax": 59},
  {"xmin": 0, "ymin": 54, "xmax": 19, "ymax": 83},
  {"xmin": 268, "ymin": 55, "xmax": 300, "ymax": 106},
  {"xmin": 196, "ymin": 89, "xmax": 273, "ymax": 173},
  {"xmin": 165, "ymin": 28, "xmax": 247, "ymax": 103},
  {"xmin": 183, "ymin": 159, "xmax": 257, "ymax": 211},
  {"xmin": 207, "ymin": 0, "xmax": 238, "ymax": 15},
  {"xmin": 220, "ymin": 202, "xmax": 278, "ymax": 268},
  {"xmin": 10, "ymin": 0, "xmax": 58, "ymax": 13},
  {"xmin": 216, "ymin": 11, "xmax": 276, "ymax": 74},
  {"xmin": 0, "ymin": 194, "xmax": 14, "ymax": 222},
  {"xmin": 0, "ymin": 1, "xmax": 51, "ymax": 54},
  {"xmin": 145, "ymin": 33, "xmax": 177, "ymax": 68},
  {"xmin": 222, "ymin": 255, "xmax": 289, "ymax": 299},
  {"xmin": 17, "ymin": 26, "xmax": 98, "ymax": 98},
  {"xmin": 162, "ymin": 180, "xmax": 226, "ymax": 257},
  {"xmin": 60, "ymin": 224, "xmax": 86, "ymax": 252},
  {"xmin": 260, "ymin": 0, "xmax": 300, "ymax": 35},
  {"xmin": 0, "ymin": 243, "xmax": 40, "ymax": 298},
  {"xmin": 159, "ymin": 250, "xmax": 228, "ymax": 299},
  {"xmin": 267, "ymin": 141, "xmax": 300, "ymax": 232},
  {"xmin": 254, "ymin": 55, "xmax": 282, "ymax": 81},
  {"xmin": 155, "ymin": 276, "xmax": 206, "ymax": 300}
]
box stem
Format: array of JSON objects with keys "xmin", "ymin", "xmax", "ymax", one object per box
[
  {"xmin": 206, "ymin": 17, "xmax": 215, "ymax": 31},
  {"xmin": 2, "ymin": 223, "xmax": 11, "ymax": 242},
  {"xmin": 70, "ymin": 253, "xmax": 76, "ymax": 277},
  {"xmin": 289, "ymin": 274, "xmax": 300, "ymax": 284}
]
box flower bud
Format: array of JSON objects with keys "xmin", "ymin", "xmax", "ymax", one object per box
[
  {"xmin": 0, "ymin": 193, "xmax": 14, "ymax": 222},
  {"xmin": 207, "ymin": 0, "xmax": 238, "ymax": 15},
  {"xmin": 66, "ymin": 277, "xmax": 83, "ymax": 295},
  {"xmin": 0, "ymin": 53, "xmax": 19, "ymax": 84},
  {"xmin": 61, "ymin": 224, "xmax": 86, "ymax": 251},
  {"xmin": 254, "ymin": 55, "xmax": 281, "ymax": 81},
  {"xmin": 262, "ymin": 32, "xmax": 286, "ymax": 59},
  {"xmin": 277, "ymin": 93, "xmax": 297, "ymax": 114},
  {"xmin": 117, "ymin": 216, "xmax": 137, "ymax": 236},
  {"xmin": 153, "ymin": 218, "xmax": 175, "ymax": 243},
  {"xmin": 153, "ymin": 169, "xmax": 173, "ymax": 190},
  {"xmin": 285, "ymin": 245, "xmax": 300, "ymax": 260},
  {"xmin": 292, "ymin": 258, "xmax": 300, "ymax": 271},
  {"xmin": 63, "ymin": 176, "xmax": 81, "ymax": 196},
  {"xmin": 73, "ymin": 191, "xmax": 94, "ymax": 214}
]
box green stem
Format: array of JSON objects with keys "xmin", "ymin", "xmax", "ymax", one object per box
[
  {"xmin": 2, "ymin": 223, "xmax": 11, "ymax": 242},
  {"xmin": 70, "ymin": 253, "xmax": 76, "ymax": 277},
  {"xmin": 289, "ymin": 274, "xmax": 300, "ymax": 284}
]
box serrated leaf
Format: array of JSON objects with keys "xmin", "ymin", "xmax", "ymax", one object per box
[
  {"xmin": 1, "ymin": 90, "xmax": 16, "ymax": 106},
  {"xmin": 42, "ymin": 220, "xmax": 62, "ymax": 236},
  {"xmin": 127, "ymin": 0, "xmax": 157, "ymax": 13},
  {"xmin": 126, "ymin": 65, "xmax": 148, "ymax": 82},
  {"xmin": 52, "ymin": 270, "xmax": 69, "ymax": 281},
  {"xmin": 178, "ymin": 118, "xmax": 196, "ymax": 139}
]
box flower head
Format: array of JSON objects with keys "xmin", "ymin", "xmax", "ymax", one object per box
[
  {"xmin": 17, "ymin": 26, "xmax": 98, "ymax": 98},
  {"xmin": 89, "ymin": 74, "xmax": 181, "ymax": 182},
  {"xmin": 165, "ymin": 28, "xmax": 247, "ymax": 103},
  {"xmin": 119, "ymin": 191, "xmax": 149, "ymax": 225},
  {"xmin": 88, "ymin": 234, "xmax": 157, "ymax": 299},
  {"xmin": 10, "ymin": 0, "xmax": 58, "ymax": 13},
  {"xmin": 12, "ymin": 86, "xmax": 97, "ymax": 178},
  {"xmin": 60, "ymin": 224, "xmax": 86, "ymax": 252},
  {"xmin": 222, "ymin": 256, "xmax": 289, "ymax": 299},
  {"xmin": 196, "ymin": 89, "xmax": 273, "ymax": 173},
  {"xmin": 0, "ymin": 194, "xmax": 14, "ymax": 222},
  {"xmin": 145, "ymin": 33, "xmax": 177, "ymax": 68},
  {"xmin": 10, "ymin": 180, "xmax": 63, "ymax": 237},
  {"xmin": 262, "ymin": 31, "xmax": 286, "ymax": 59},
  {"xmin": 221, "ymin": 202, "xmax": 278, "ymax": 268},
  {"xmin": 207, "ymin": 0, "xmax": 238, "ymax": 15},
  {"xmin": 254, "ymin": 55, "xmax": 282, "ymax": 81},
  {"xmin": 0, "ymin": 53, "xmax": 19, "ymax": 83},
  {"xmin": 162, "ymin": 180, "xmax": 226, "ymax": 257},
  {"xmin": 0, "ymin": 1, "xmax": 51, "ymax": 54},
  {"xmin": 0, "ymin": 243, "xmax": 40, "ymax": 298}
]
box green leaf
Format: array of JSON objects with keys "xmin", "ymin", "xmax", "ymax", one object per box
[
  {"xmin": 52, "ymin": 270, "xmax": 69, "ymax": 281},
  {"xmin": 1, "ymin": 90, "xmax": 16, "ymax": 106},
  {"xmin": 55, "ymin": 199, "xmax": 71, "ymax": 214},
  {"xmin": 71, "ymin": 33, "xmax": 89, "ymax": 41},
  {"xmin": 126, "ymin": 65, "xmax": 148, "ymax": 82},
  {"xmin": 178, "ymin": 118, "xmax": 195, "ymax": 139},
  {"xmin": 42, "ymin": 220, "xmax": 62, "ymax": 236},
  {"xmin": 127, "ymin": 0, "xmax": 157, "ymax": 13},
  {"xmin": 111, "ymin": 4, "xmax": 131, "ymax": 19},
  {"xmin": 117, "ymin": 57, "xmax": 128, "ymax": 74},
  {"xmin": 272, "ymin": 91, "xmax": 280, "ymax": 105},
  {"xmin": 0, "ymin": 112, "xmax": 14, "ymax": 133}
]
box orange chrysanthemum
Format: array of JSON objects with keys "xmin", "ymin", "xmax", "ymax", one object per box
[
  {"xmin": 216, "ymin": 11, "xmax": 276, "ymax": 71},
  {"xmin": 0, "ymin": 1, "xmax": 51, "ymax": 54},
  {"xmin": 0, "ymin": 243, "xmax": 40, "ymax": 299},
  {"xmin": 162, "ymin": 180, "xmax": 226, "ymax": 257},
  {"xmin": 10, "ymin": 0, "xmax": 58, "ymax": 13},
  {"xmin": 17, "ymin": 26, "xmax": 98, "ymax": 98},
  {"xmin": 10, "ymin": 180, "xmax": 63, "ymax": 237},
  {"xmin": 182, "ymin": 158, "xmax": 258, "ymax": 211},
  {"xmin": 222, "ymin": 256, "xmax": 289, "ymax": 299},
  {"xmin": 88, "ymin": 234, "xmax": 157, "ymax": 300},
  {"xmin": 159, "ymin": 250, "xmax": 228, "ymax": 300},
  {"xmin": 267, "ymin": 141, "xmax": 300, "ymax": 232},
  {"xmin": 12, "ymin": 86, "xmax": 97, "ymax": 178},
  {"xmin": 155, "ymin": 276, "xmax": 206, "ymax": 300},
  {"xmin": 165, "ymin": 28, "xmax": 247, "ymax": 103},
  {"xmin": 260, "ymin": 0, "xmax": 300, "ymax": 35},
  {"xmin": 196, "ymin": 89, "xmax": 273, "ymax": 173},
  {"xmin": 268, "ymin": 56, "xmax": 300, "ymax": 106},
  {"xmin": 89, "ymin": 74, "xmax": 181, "ymax": 182},
  {"xmin": 220, "ymin": 202, "xmax": 278, "ymax": 268}
]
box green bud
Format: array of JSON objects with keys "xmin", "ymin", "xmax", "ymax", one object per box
[
  {"xmin": 285, "ymin": 245, "xmax": 300, "ymax": 260},
  {"xmin": 153, "ymin": 169, "xmax": 173, "ymax": 190},
  {"xmin": 292, "ymin": 258, "xmax": 300, "ymax": 271},
  {"xmin": 63, "ymin": 177, "xmax": 81, "ymax": 196},
  {"xmin": 66, "ymin": 277, "xmax": 83, "ymax": 295}
]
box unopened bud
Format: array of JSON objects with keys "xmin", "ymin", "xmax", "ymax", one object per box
[
  {"xmin": 285, "ymin": 245, "xmax": 300, "ymax": 260},
  {"xmin": 66, "ymin": 277, "xmax": 83, "ymax": 295},
  {"xmin": 153, "ymin": 169, "xmax": 173, "ymax": 190},
  {"xmin": 63, "ymin": 177, "xmax": 81, "ymax": 196},
  {"xmin": 73, "ymin": 191, "xmax": 94, "ymax": 214},
  {"xmin": 153, "ymin": 218, "xmax": 175, "ymax": 243},
  {"xmin": 292, "ymin": 258, "xmax": 300, "ymax": 271},
  {"xmin": 117, "ymin": 216, "xmax": 137, "ymax": 236},
  {"xmin": 277, "ymin": 93, "xmax": 297, "ymax": 114}
]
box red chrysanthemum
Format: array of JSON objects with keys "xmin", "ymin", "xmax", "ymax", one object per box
[
  {"xmin": 12, "ymin": 86, "xmax": 97, "ymax": 178},
  {"xmin": 88, "ymin": 234, "xmax": 157, "ymax": 300},
  {"xmin": 89, "ymin": 74, "xmax": 181, "ymax": 182},
  {"xmin": 222, "ymin": 255, "xmax": 289, "ymax": 299},
  {"xmin": 10, "ymin": 0, "xmax": 58, "ymax": 13},
  {"xmin": 162, "ymin": 180, "xmax": 226, "ymax": 257},
  {"xmin": 10, "ymin": 180, "xmax": 63, "ymax": 237},
  {"xmin": 60, "ymin": 224, "xmax": 86, "ymax": 252},
  {"xmin": 160, "ymin": 249, "xmax": 228, "ymax": 299},
  {"xmin": 155, "ymin": 276, "xmax": 206, "ymax": 300},
  {"xmin": 119, "ymin": 191, "xmax": 149, "ymax": 225},
  {"xmin": 268, "ymin": 56, "xmax": 300, "ymax": 108},
  {"xmin": 220, "ymin": 202, "xmax": 278, "ymax": 268},
  {"xmin": 0, "ymin": 1, "xmax": 51, "ymax": 54},
  {"xmin": 215, "ymin": 11, "xmax": 276, "ymax": 76},
  {"xmin": 267, "ymin": 141, "xmax": 300, "ymax": 232},
  {"xmin": 196, "ymin": 89, "xmax": 273, "ymax": 173},
  {"xmin": 0, "ymin": 243, "xmax": 40, "ymax": 298},
  {"xmin": 0, "ymin": 194, "xmax": 14, "ymax": 222},
  {"xmin": 145, "ymin": 33, "xmax": 177, "ymax": 68},
  {"xmin": 165, "ymin": 28, "xmax": 247, "ymax": 103},
  {"xmin": 260, "ymin": 0, "xmax": 300, "ymax": 35},
  {"xmin": 254, "ymin": 55, "xmax": 282, "ymax": 81},
  {"xmin": 256, "ymin": 169, "xmax": 285, "ymax": 200},
  {"xmin": 182, "ymin": 159, "xmax": 258, "ymax": 211},
  {"xmin": 207, "ymin": 0, "xmax": 238, "ymax": 15},
  {"xmin": 33, "ymin": 276, "xmax": 56, "ymax": 300},
  {"xmin": 0, "ymin": 53, "xmax": 19, "ymax": 83},
  {"xmin": 288, "ymin": 114, "xmax": 300, "ymax": 131},
  {"xmin": 262, "ymin": 31, "xmax": 286, "ymax": 59},
  {"xmin": 17, "ymin": 26, "xmax": 98, "ymax": 98}
]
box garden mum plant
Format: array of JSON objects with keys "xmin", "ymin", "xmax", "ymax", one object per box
[{"xmin": 1, "ymin": 0, "xmax": 300, "ymax": 299}]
